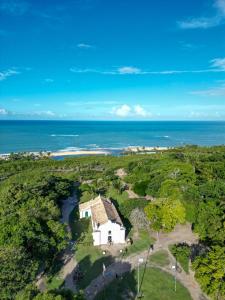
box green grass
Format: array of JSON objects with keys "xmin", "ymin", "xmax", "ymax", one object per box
[
  {"xmin": 75, "ymin": 243, "xmax": 114, "ymax": 289},
  {"xmin": 123, "ymin": 230, "xmax": 154, "ymax": 257},
  {"xmin": 46, "ymin": 275, "xmax": 64, "ymax": 290},
  {"xmin": 106, "ymin": 187, "xmax": 129, "ymax": 205},
  {"xmin": 94, "ymin": 267, "xmax": 192, "ymax": 300},
  {"xmin": 169, "ymin": 245, "xmax": 190, "ymax": 274},
  {"xmin": 72, "ymin": 216, "xmax": 114, "ymax": 289},
  {"xmin": 150, "ymin": 250, "xmax": 170, "ymax": 267}
]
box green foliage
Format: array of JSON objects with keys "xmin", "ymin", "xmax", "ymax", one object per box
[
  {"xmin": 16, "ymin": 286, "xmax": 85, "ymax": 300},
  {"xmin": 1, "ymin": 146, "xmax": 225, "ymax": 299},
  {"xmin": 0, "ymin": 247, "xmax": 38, "ymax": 299},
  {"xmin": 144, "ymin": 197, "xmax": 186, "ymax": 232},
  {"xmin": 194, "ymin": 200, "xmax": 225, "ymax": 245},
  {"xmin": 170, "ymin": 243, "xmax": 191, "ymax": 273},
  {"xmin": 0, "ymin": 174, "xmax": 73, "ymax": 299},
  {"xmin": 133, "ymin": 181, "xmax": 148, "ymax": 196},
  {"xmin": 192, "ymin": 246, "xmax": 225, "ymax": 299},
  {"xmin": 118, "ymin": 198, "xmax": 149, "ymax": 219}
]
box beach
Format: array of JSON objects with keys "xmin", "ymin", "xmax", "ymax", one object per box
[{"xmin": 50, "ymin": 150, "xmax": 110, "ymax": 157}]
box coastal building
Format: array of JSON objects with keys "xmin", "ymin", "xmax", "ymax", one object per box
[{"xmin": 79, "ymin": 195, "xmax": 126, "ymax": 246}]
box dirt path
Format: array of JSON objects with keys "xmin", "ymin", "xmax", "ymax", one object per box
[
  {"xmin": 36, "ymin": 192, "xmax": 78, "ymax": 292},
  {"xmin": 59, "ymin": 193, "xmax": 78, "ymax": 292},
  {"xmin": 85, "ymin": 224, "xmax": 209, "ymax": 300}
]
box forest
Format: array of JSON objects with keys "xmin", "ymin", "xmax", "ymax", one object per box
[{"xmin": 0, "ymin": 145, "xmax": 224, "ymax": 299}]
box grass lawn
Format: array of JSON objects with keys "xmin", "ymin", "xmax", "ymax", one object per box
[
  {"xmin": 46, "ymin": 275, "xmax": 64, "ymax": 290},
  {"xmin": 123, "ymin": 229, "xmax": 155, "ymax": 257},
  {"xmin": 71, "ymin": 212, "xmax": 114, "ymax": 289},
  {"xmin": 150, "ymin": 250, "xmax": 170, "ymax": 267},
  {"xmin": 94, "ymin": 267, "xmax": 192, "ymax": 300},
  {"xmin": 75, "ymin": 243, "xmax": 114, "ymax": 290}
]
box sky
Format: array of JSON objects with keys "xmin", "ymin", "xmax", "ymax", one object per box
[{"xmin": 0, "ymin": 0, "xmax": 225, "ymax": 120}]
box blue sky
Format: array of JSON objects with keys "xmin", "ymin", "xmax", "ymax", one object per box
[{"xmin": 0, "ymin": 0, "xmax": 225, "ymax": 120}]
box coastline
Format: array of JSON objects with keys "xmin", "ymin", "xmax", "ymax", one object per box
[
  {"xmin": 0, "ymin": 146, "xmax": 171, "ymax": 160},
  {"xmin": 50, "ymin": 150, "xmax": 110, "ymax": 157}
]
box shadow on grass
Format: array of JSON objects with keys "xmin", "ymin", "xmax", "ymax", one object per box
[
  {"xmin": 75, "ymin": 254, "xmax": 115, "ymax": 290},
  {"xmin": 93, "ymin": 271, "xmax": 136, "ymax": 300}
]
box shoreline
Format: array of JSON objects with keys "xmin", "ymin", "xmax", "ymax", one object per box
[
  {"xmin": 50, "ymin": 150, "xmax": 110, "ymax": 157},
  {"xmin": 0, "ymin": 146, "xmax": 171, "ymax": 160}
]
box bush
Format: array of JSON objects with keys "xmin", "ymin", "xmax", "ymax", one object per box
[
  {"xmin": 133, "ymin": 181, "xmax": 148, "ymax": 196},
  {"xmin": 170, "ymin": 243, "xmax": 191, "ymax": 273}
]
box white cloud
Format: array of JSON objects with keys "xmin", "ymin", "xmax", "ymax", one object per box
[
  {"xmin": 134, "ymin": 105, "xmax": 148, "ymax": 117},
  {"xmin": 210, "ymin": 57, "xmax": 225, "ymax": 70},
  {"xmin": 178, "ymin": 0, "xmax": 225, "ymax": 29},
  {"xmin": 118, "ymin": 66, "xmax": 142, "ymax": 74},
  {"xmin": 44, "ymin": 78, "xmax": 54, "ymax": 83},
  {"xmin": 70, "ymin": 57, "xmax": 225, "ymax": 77},
  {"xmin": 215, "ymin": 0, "xmax": 225, "ymax": 15},
  {"xmin": 77, "ymin": 43, "xmax": 94, "ymax": 49},
  {"xmin": 0, "ymin": 108, "xmax": 9, "ymax": 115},
  {"xmin": 0, "ymin": 0, "xmax": 30, "ymax": 15},
  {"xmin": 112, "ymin": 104, "xmax": 131, "ymax": 117},
  {"xmin": 190, "ymin": 82, "xmax": 225, "ymax": 97},
  {"xmin": 0, "ymin": 69, "xmax": 20, "ymax": 81},
  {"xmin": 111, "ymin": 104, "xmax": 151, "ymax": 118},
  {"xmin": 178, "ymin": 17, "xmax": 220, "ymax": 29},
  {"xmin": 36, "ymin": 110, "xmax": 55, "ymax": 116}
]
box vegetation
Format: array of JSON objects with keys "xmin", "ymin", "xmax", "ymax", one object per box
[
  {"xmin": 1, "ymin": 145, "xmax": 225, "ymax": 298},
  {"xmin": 150, "ymin": 250, "xmax": 170, "ymax": 267},
  {"xmin": 15, "ymin": 285, "xmax": 84, "ymax": 300},
  {"xmin": 94, "ymin": 267, "xmax": 192, "ymax": 300},
  {"xmin": 169, "ymin": 243, "xmax": 191, "ymax": 273},
  {"xmin": 192, "ymin": 246, "xmax": 225, "ymax": 299}
]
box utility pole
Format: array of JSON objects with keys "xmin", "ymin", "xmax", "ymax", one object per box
[
  {"xmin": 137, "ymin": 257, "xmax": 144, "ymax": 297},
  {"xmin": 171, "ymin": 260, "xmax": 177, "ymax": 292}
]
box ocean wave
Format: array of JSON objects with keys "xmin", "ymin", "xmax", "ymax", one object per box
[
  {"xmin": 86, "ymin": 144, "xmax": 100, "ymax": 148},
  {"xmin": 154, "ymin": 135, "xmax": 170, "ymax": 139},
  {"xmin": 51, "ymin": 134, "xmax": 79, "ymax": 137},
  {"xmin": 58, "ymin": 147, "xmax": 83, "ymax": 152}
]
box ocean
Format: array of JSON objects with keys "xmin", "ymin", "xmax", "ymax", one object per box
[{"xmin": 0, "ymin": 120, "xmax": 225, "ymax": 154}]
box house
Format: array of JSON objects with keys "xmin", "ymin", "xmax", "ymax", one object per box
[{"xmin": 79, "ymin": 195, "xmax": 126, "ymax": 246}]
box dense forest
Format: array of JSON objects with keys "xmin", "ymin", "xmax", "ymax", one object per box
[{"xmin": 0, "ymin": 146, "xmax": 224, "ymax": 299}]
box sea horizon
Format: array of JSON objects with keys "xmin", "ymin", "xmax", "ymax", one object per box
[{"xmin": 1, "ymin": 120, "xmax": 225, "ymax": 155}]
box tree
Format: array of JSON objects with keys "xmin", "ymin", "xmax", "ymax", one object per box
[
  {"xmin": 194, "ymin": 200, "xmax": 225, "ymax": 245},
  {"xmin": 0, "ymin": 246, "xmax": 38, "ymax": 299},
  {"xmin": 130, "ymin": 208, "xmax": 149, "ymax": 230},
  {"xmin": 192, "ymin": 246, "xmax": 225, "ymax": 299},
  {"xmin": 144, "ymin": 197, "xmax": 185, "ymax": 232}
]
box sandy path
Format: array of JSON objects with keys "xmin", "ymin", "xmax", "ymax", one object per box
[
  {"xmin": 59, "ymin": 193, "xmax": 78, "ymax": 292},
  {"xmin": 36, "ymin": 192, "xmax": 78, "ymax": 292},
  {"xmin": 85, "ymin": 224, "xmax": 209, "ymax": 300}
]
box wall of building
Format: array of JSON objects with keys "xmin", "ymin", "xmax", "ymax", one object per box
[
  {"xmin": 80, "ymin": 208, "xmax": 91, "ymax": 218},
  {"xmin": 93, "ymin": 221, "xmax": 126, "ymax": 245}
]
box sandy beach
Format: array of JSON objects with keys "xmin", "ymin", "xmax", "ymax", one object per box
[{"xmin": 50, "ymin": 150, "xmax": 110, "ymax": 157}]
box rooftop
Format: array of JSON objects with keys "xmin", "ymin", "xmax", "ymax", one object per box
[{"xmin": 79, "ymin": 195, "xmax": 123, "ymax": 226}]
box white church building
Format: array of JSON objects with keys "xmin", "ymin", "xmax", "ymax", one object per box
[{"xmin": 79, "ymin": 195, "xmax": 126, "ymax": 246}]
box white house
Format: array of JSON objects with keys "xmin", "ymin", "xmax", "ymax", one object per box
[{"xmin": 79, "ymin": 195, "xmax": 126, "ymax": 246}]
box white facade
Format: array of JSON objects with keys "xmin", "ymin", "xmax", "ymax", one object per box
[{"xmin": 92, "ymin": 220, "xmax": 126, "ymax": 246}]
